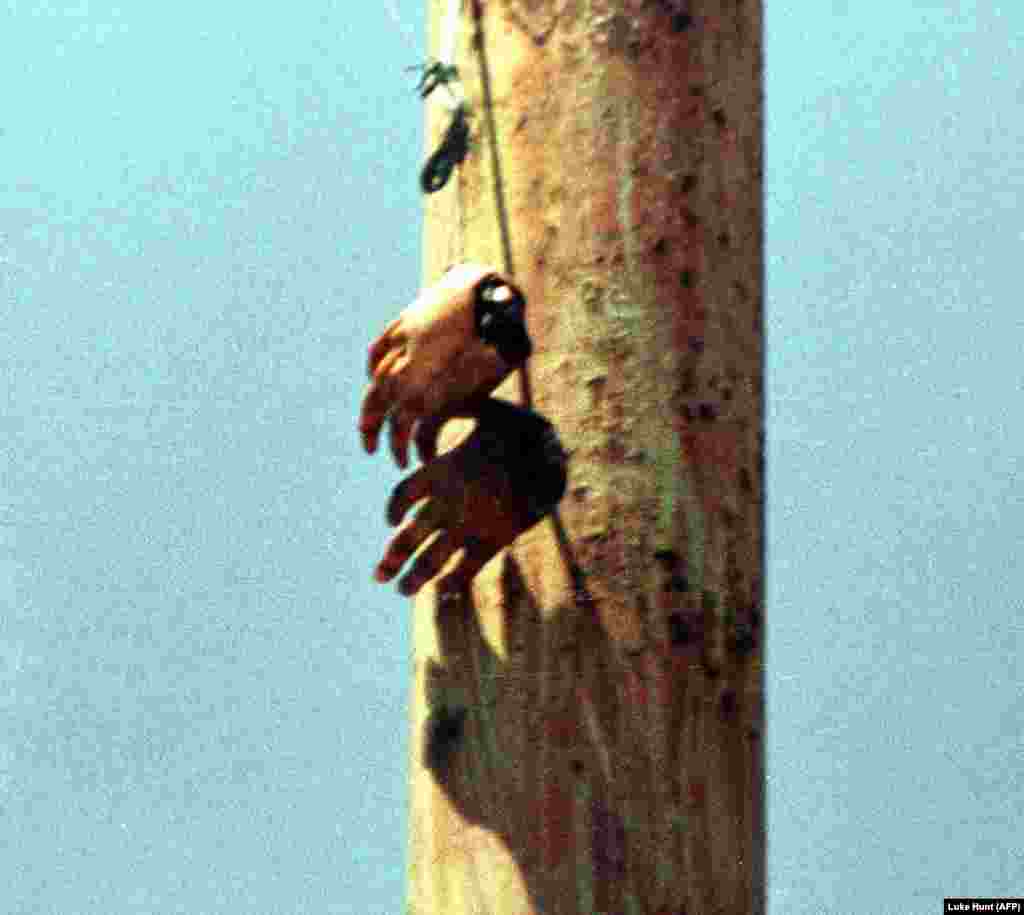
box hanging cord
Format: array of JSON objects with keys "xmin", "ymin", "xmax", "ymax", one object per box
[
  {"xmin": 469, "ymin": 0, "xmax": 530, "ymax": 407},
  {"xmin": 470, "ymin": 1, "xmax": 593, "ymax": 601},
  {"xmin": 469, "ymin": 0, "xmax": 514, "ymax": 282}
]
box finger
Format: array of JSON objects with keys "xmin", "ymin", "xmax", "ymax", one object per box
[
  {"xmin": 434, "ymin": 537, "xmax": 500, "ymax": 598},
  {"xmin": 359, "ymin": 378, "xmax": 393, "ymax": 454},
  {"xmin": 371, "ymin": 345, "xmax": 405, "ymax": 383},
  {"xmin": 364, "ymin": 347, "xmax": 408, "ymax": 455},
  {"xmin": 460, "ymin": 399, "xmax": 568, "ymax": 523},
  {"xmin": 366, "ymin": 318, "xmax": 403, "ymax": 376},
  {"xmin": 397, "ymin": 530, "xmax": 457, "ymax": 596},
  {"xmin": 413, "ymin": 411, "xmax": 445, "ymax": 463},
  {"xmin": 414, "ymin": 397, "xmax": 485, "ymax": 464},
  {"xmin": 388, "ymin": 406, "xmax": 417, "ymax": 470},
  {"xmin": 375, "ymin": 501, "xmax": 441, "ymax": 583},
  {"xmin": 387, "ymin": 466, "xmax": 436, "ymax": 527}
]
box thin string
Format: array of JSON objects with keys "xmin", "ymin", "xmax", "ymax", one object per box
[
  {"xmin": 469, "ymin": 0, "xmax": 531, "ymax": 409},
  {"xmin": 469, "ymin": 1, "xmax": 591, "ymax": 598},
  {"xmin": 469, "ymin": 0, "xmax": 514, "ymax": 278}
]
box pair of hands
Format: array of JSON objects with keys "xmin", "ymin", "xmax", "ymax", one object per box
[{"xmin": 360, "ymin": 264, "xmax": 566, "ymax": 598}]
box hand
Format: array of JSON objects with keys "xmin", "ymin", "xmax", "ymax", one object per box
[
  {"xmin": 359, "ymin": 263, "xmax": 532, "ymax": 468},
  {"xmin": 374, "ymin": 398, "xmax": 567, "ymax": 597}
]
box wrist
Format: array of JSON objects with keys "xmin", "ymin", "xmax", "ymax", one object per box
[{"xmin": 473, "ymin": 275, "xmax": 533, "ymax": 365}]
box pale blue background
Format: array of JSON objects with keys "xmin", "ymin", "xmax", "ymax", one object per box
[{"xmin": 1, "ymin": 2, "xmax": 1020, "ymax": 913}]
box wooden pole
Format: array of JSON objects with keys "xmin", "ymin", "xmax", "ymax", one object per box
[{"xmin": 409, "ymin": 2, "xmax": 763, "ymax": 913}]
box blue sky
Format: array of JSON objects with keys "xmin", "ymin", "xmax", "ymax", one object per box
[
  {"xmin": 2, "ymin": 2, "xmax": 1021, "ymax": 912},
  {"xmin": 768, "ymin": 2, "xmax": 1022, "ymax": 907}
]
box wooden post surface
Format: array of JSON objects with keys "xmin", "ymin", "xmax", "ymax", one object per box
[{"xmin": 409, "ymin": 2, "xmax": 763, "ymax": 912}]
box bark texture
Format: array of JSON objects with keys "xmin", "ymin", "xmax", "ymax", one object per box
[{"xmin": 409, "ymin": 2, "xmax": 763, "ymax": 912}]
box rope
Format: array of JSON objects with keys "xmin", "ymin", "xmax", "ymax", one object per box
[
  {"xmin": 468, "ymin": 1, "xmax": 594, "ymax": 601},
  {"xmin": 469, "ymin": 0, "xmax": 532, "ymax": 408},
  {"xmin": 469, "ymin": 0, "xmax": 513, "ymax": 278}
]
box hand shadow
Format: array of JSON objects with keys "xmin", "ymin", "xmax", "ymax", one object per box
[
  {"xmin": 412, "ymin": 549, "xmax": 763, "ymax": 915},
  {"xmin": 374, "ymin": 397, "xmax": 567, "ymax": 598}
]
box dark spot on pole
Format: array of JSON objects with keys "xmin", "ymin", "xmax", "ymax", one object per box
[
  {"xmin": 738, "ymin": 466, "xmax": 753, "ymax": 493},
  {"xmin": 424, "ymin": 705, "xmax": 467, "ymax": 775},
  {"xmin": 667, "ymin": 612, "xmax": 692, "ymax": 646},
  {"xmin": 654, "ymin": 547, "xmax": 681, "ymax": 566},
  {"xmin": 681, "ymin": 366, "xmax": 697, "ymax": 394},
  {"xmin": 681, "ymin": 173, "xmax": 698, "ymax": 193},
  {"xmin": 730, "ymin": 623, "xmax": 756, "ymax": 657},
  {"xmin": 591, "ymin": 800, "xmax": 627, "ymax": 881},
  {"xmin": 653, "ymin": 237, "xmax": 669, "ymax": 255},
  {"xmin": 712, "ymin": 108, "xmax": 727, "ymax": 128},
  {"xmin": 698, "ymin": 402, "xmax": 717, "ymax": 421},
  {"xmin": 726, "ymin": 554, "xmax": 743, "ymax": 584},
  {"xmin": 719, "ymin": 687, "xmax": 738, "ymax": 722},
  {"xmin": 682, "ymin": 208, "xmax": 699, "ymax": 229},
  {"xmin": 671, "ymin": 12, "xmax": 694, "ymax": 32},
  {"xmin": 680, "ymin": 269, "xmax": 694, "ymax": 289},
  {"xmin": 668, "ymin": 574, "xmax": 689, "ymax": 593},
  {"xmin": 717, "ymin": 230, "xmax": 731, "ymax": 248},
  {"xmin": 571, "ymin": 758, "xmax": 585, "ymax": 776}
]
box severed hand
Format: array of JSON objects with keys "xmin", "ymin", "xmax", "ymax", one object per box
[
  {"xmin": 374, "ymin": 398, "xmax": 567, "ymax": 598},
  {"xmin": 359, "ymin": 263, "xmax": 532, "ymax": 468}
]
